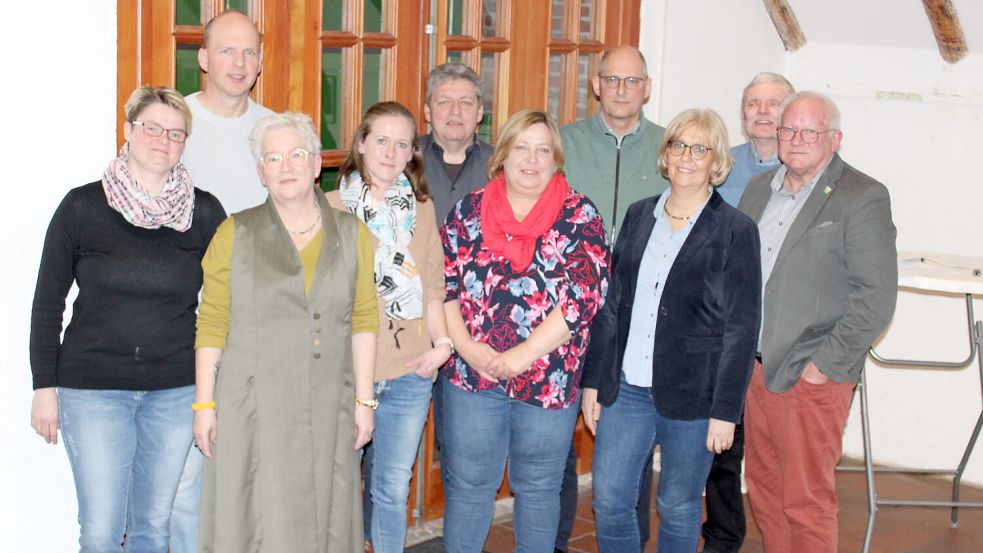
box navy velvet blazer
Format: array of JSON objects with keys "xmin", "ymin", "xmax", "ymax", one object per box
[{"xmin": 581, "ymin": 190, "xmax": 762, "ymax": 423}]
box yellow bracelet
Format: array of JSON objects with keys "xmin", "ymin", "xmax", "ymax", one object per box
[{"xmin": 192, "ymin": 401, "xmax": 216, "ymax": 411}]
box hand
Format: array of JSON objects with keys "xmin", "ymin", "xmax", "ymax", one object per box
[
  {"xmin": 193, "ymin": 408, "xmax": 218, "ymax": 460},
  {"xmin": 457, "ymin": 340, "xmax": 501, "ymax": 382},
  {"xmin": 706, "ymin": 418, "xmax": 736, "ymax": 454},
  {"xmin": 486, "ymin": 345, "xmax": 533, "ymax": 379},
  {"xmin": 354, "ymin": 404, "xmax": 375, "ymax": 450},
  {"xmin": 580, "ymin": 388, "xmax": 601, "ymax": 436},
  {"xmin": 801, "ymin": 360, "xmax": 830, "ymax": 385},
  {"xmin": 405, "ymin": 344, "xmax": 452, "ymax": 379},
  {"xmin": 31, "ymin": 388, "xmax": 59, "ymax": 445}
]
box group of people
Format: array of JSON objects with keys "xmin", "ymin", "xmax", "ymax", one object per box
[{"xmin": 29, "ymin": 9, "xmax": 899, "ymax": 553}]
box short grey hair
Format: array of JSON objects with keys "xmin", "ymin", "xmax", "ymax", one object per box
[
  {"xmin": 741, "ymin": 72, "xmax": 794, "ymax": 104},
  {"xmin": 249, "ymin": 112, "xmax": 321, "ymax": 163},
  {"xmin": 425, "ymin": 63, "xmax": 482, "ymax": 104},
  {"xmin": 597, "ymin": 46, "xmax": 648, "ymax": 78},
  {"xmin": 780, "ymin": 91, "xmax": 841, "ymax": 131}
]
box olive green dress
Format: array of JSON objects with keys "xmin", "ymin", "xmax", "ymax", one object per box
[{"xmin": 198, "ymin": 192, "xmax": 376, "ymax": 553}]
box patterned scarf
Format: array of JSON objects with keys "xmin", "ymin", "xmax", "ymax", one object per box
[
  {"xmin": 101, "ymin": 143, "xmax": 195, "ymax": 232},
  {"xmin": 339, "ymin": 171, "xmax": 423, "ymax": 320}
]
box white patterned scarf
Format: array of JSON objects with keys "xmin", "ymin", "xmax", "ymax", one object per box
[
  {"xmin": 339, "ymin": 171, "xmax": 423, "ymax": 320},
  {"xmin": 101, "ymin": 143, "xmax": 195, "ymax": 232}
]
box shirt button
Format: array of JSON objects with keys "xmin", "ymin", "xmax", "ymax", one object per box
[
  {"xmin": 778, "ymin": 221, "xmax": 783, "ymax": 226},
  {"xmin": 315, "ymin": 327, "xmax": 321, "ymax": 333},
  {"xmin": 768, "ymin": 247, "xmax": 773, "ymax": 252},
  {"xmin": 791, "ymin": 194, "xmax": 796, "ymax": 200},
  {"xmin": 314, "ymin": 339, "xmax": 321, "ymax": 347},
  {"xmin": 313, "ymin": 352, "xmax": 322, "ymax": 359},
  {"xmin": 313, "ymin": 313, "xmax": 321, "ymax": 320}
]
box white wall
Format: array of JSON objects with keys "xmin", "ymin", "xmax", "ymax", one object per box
[
  {"xmin": 0, "ymin": 1, "xmax": 118, "ymax": 550},
  {"xmin": 641, "ymin": 0, "xmax": 983, "ymax": 485}
]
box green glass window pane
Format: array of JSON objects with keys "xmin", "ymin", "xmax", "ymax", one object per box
[
  {"xmin": 320, "ymin": 167, "xmax": 341, "ymax": 192},
  {"xmin": 576, "ymin": 53, "xmax": 596, "ymax": 120},
  {"xmin": 323, "ymin": 0, "xmax": 344, "ymax": 30},
  {"xmin": 579, "ymin": 0, "xmax": 597, "ymax": 40},
  {"xmin": 364, "ymin": 0, "xmax": 384, "ymax": 33},
  {"xmin": 481, "ymin": 0, "xmax": 498, "ymax": 37},
  {"xmin": 446, "ymin": 51, "xmax": 465, "ymax": 65},
  {"xmin": 176, "ymin": 44, "xmax": 202, "ymax": 96},
  {"xmin": 550, "ymin": 0, "xmax": 566, "ymax": 38},
  {"xmin": 478, "ymin": 52, "xmax": 497, "ymax": 143},
  {"xmin": 362, "ymin": 49, "xmax": 384, "ymax": 115},
  {"xmin": 321, "ymin": 48, "xmax": 345, "ymax": 150},
  {"xmin": 225, "ymin": 0, "xmax": 250, "ymax": 15},
  {"xmin": 176, "ymin": 0, "xmax": 201, "ymax": 26},
  {"xmin": 448, "ymin": 0, "xmax": 464, "ymax": 36},
  {"xmin": 547, "ymin": 53, "xmax": 565, "ymax": 121}
]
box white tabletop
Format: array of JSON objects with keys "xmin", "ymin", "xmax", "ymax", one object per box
[{"xmin": 898, "ymin": 251, "xmax": 983, "ymax": 295}]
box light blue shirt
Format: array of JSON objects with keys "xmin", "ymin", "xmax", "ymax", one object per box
[
  {"xmin": 717, "ymin": 142, "xmax": 781, "ymax": 207},
  {"xmin": 622, "ymin": 189, "xmax": 712, "ymax": 387},
  {"xmin": 756, "ymin": 162, "xmax": 830, "ymax": 349}
]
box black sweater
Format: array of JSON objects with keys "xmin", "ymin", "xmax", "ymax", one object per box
[{"xmin": 30, "ymin": 181, "xmax": 225, "ymax": 390}]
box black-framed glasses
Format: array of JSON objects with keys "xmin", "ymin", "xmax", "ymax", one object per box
[
  {"xmin": 132, "ymin": 121, "xmax": 188, "ymax": 143},
  {"xmin": 667, "ymin": 141, "xmax": 712, "ymax": 160},
  {"xmin": 597, "ymin": 75, "xmax": 646, "ymax": 90},
  {"xmin": 776, "ymin": 127, "xmax": 834, "ymax": 144},
  {"xmin": 261, "ymin": 147, "xmax": 314, "ymax": 168}
]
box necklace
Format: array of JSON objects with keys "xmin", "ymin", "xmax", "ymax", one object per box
[
  {"xmin": 663, "ymin": 203, "xmax": 691, "ymax": 221},
  {"xmin": 288, "ymin": 199, "xmax": 322, "ymax": 236}
]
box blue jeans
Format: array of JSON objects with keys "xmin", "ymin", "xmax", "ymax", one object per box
[
  {"xmin": 592, "ymin": 377, "xmax": 714, "ymax": 553},
  {"xmin": 367, "ymin": 371, "xmax": 433, "ymax": 553},
  {"xmin": 169, "ymin": 445, "xmax": 202, "ymax": 553},
  {"xmin": 442, "ymin": 379, "xmax": 579, "ymax": 553},
  {"xmin": 58, "ymin": 385, "xmax": 194, "ymax": 553}
]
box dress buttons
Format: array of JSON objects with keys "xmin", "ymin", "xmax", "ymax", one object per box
[
  {"xmin": 313, "ymin": 352, "xmax": 322, "ymax": 359},
  {"xmin": 314, "ymin": 339, "xmax": 321, "ymax": 347},
  {"xmin": 313, "ymin": 313, "xmax": 321, "ymax": 320}
]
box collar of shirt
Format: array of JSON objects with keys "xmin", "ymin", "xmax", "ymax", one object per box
[
  {"xmin": 652, "ymin": 186, "xmax": 713, "ymax": 227},
  {"xmin": 600, "ymin": 114, "xmax": 643, "ymax": 147},
  {"xmin": 749, "ymin": 144, "xmax": 780, "ymax": 167},
  {"xmin": 769, "ymin": 157, "xmax": 833, "ymax": 197}
]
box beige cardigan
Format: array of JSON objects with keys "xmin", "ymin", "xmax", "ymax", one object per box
[{"xmin": 326, "ymin": 190, "xmax": 446, "ymax": 382}]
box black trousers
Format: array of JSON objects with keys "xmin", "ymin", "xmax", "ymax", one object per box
[{"xmin": 701, "ymin": 420, "xmax": 746, "ymax": 553}]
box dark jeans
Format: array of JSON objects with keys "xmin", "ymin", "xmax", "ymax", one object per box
[
  {"xmin": 555, "ymin": 437, "xmax": 655, "ymax": 551},
  {"xmin": 701, "ymin": 420, "xmax": 746, "ymax": 553}
]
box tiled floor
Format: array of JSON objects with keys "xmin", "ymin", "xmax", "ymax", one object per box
[{"xmin": 472, "ymin": 467, "xmax": 983, "ymax": 553}]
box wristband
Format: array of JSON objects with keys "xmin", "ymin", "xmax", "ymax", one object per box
[
  {"xmin": 354, "ymin": 398, "xmax": 380, "ymax": 410},
  {"xmin": 192, "ymin": 401, "xmax": 216, "ymax": 411}
]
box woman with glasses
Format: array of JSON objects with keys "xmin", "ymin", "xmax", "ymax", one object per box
[
  {"xmin": 580, "ymin": 109, "xmax": 762, "ymax": 552},
  {"xmin": 194, "ymin": 112, "xmax": 378, "ymax": 553},
  {"xmin": 325, "ymin": 101, "xmax": 449, "ymax": 553},
  {"xmin": 29, "ymin": 85, "xmax": 225, "ymax": 551}
]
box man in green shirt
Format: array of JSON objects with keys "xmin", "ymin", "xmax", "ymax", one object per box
[{"xmin": 556, "ymin": 45, "xmax": 668, "ymax": 553}]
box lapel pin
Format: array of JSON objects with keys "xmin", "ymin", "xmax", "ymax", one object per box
[{"xmin": 823, "ymin": 185, "xmax": 832, "ymax": 195}]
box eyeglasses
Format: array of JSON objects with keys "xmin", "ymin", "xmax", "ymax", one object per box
[
  {"xmin": 776, "ymin": 127, "xmax": 835, "ymax": 144},
  {"xmin": 597, "ymin": 75, "xmax": 646, "ymax": 90},
  {"xmin": 132, "ymin": 121, "xmax": 188, "ymax": 143},
  {"xmin": 667, "ymin": 141, "xmax": 712, "ymax": 161},
  {"xmin": 261, "ymin": 147, "xmax": 314, "ymax": 168}
]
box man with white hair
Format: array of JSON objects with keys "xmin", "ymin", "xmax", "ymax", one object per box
[
  {"xmin": 739, "ymin": 91, "xmax": 897, "ymax": 553},
  {"xmin": 702, "ymin": 72, "xmax": 794, "ymax": 553}
]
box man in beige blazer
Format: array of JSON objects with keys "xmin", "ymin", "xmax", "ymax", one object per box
[{"xmin": 737, "ymin": 91, "xmax": 897, "ymax": 553}]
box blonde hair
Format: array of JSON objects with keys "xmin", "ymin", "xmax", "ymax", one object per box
[
  {"xmin": 487, "ymin": 109, "xmax": 564, "ymax": 179},
  {"xmin": 124, "ymin": 86, "xmax": 192, "ymax": 135},
  {"xmin": 657, "ymin": 109, "xmax": 733, "ymax": 186}
]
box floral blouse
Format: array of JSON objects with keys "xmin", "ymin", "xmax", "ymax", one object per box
[{"xmin": 441, "ymin": 187, "xmax": 610, "ymax": 409}]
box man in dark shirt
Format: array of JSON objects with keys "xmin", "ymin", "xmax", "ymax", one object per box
[{"xmin": 420, "ymin": 63, "xmax": 494, "ymax": 224}]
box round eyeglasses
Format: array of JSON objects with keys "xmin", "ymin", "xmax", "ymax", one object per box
[
  {"xmin": 776, "ymin": 127, "xmax": 835, "ymax": 144},
  {"xmin": 597, "ymin": 75, "xmax": 646, "ymax": 90},
  {"xmin": 667, "ymin": 141, "xmax": 712, "ymax": 161},
  {"xmin": 261, "ymin": 147, "xmax": 314, "ymax": 168},
  {"xmin": 132, "ymin": 121, "xmax": 188, "ymax": 143}
]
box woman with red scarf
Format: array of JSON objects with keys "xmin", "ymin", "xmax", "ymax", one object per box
[{"xmin": 439, "ymin": 109, "xmax": 610, "ymax": 552}]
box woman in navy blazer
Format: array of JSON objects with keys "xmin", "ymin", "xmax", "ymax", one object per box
[{"xmin": 580, "ymin": 109, "xmax": 762, "ymax": 552}]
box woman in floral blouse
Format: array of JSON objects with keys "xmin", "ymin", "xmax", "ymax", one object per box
[{"xmin": 439, "ymin": 109, "xmax": 610, "ymax": 552}]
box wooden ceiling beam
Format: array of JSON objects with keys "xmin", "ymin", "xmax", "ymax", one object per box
[
  {"xmin": 762, "ymin": 0, "xmax": 806, "ymax": 51},
  {"xmin": 922, "ymin": 0, "xmax": 967, "ymax": 64}
]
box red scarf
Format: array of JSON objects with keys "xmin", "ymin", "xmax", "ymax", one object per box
[{"xmin": 480, "ymin": 171, "xmax": 570, "ymax": 272}]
